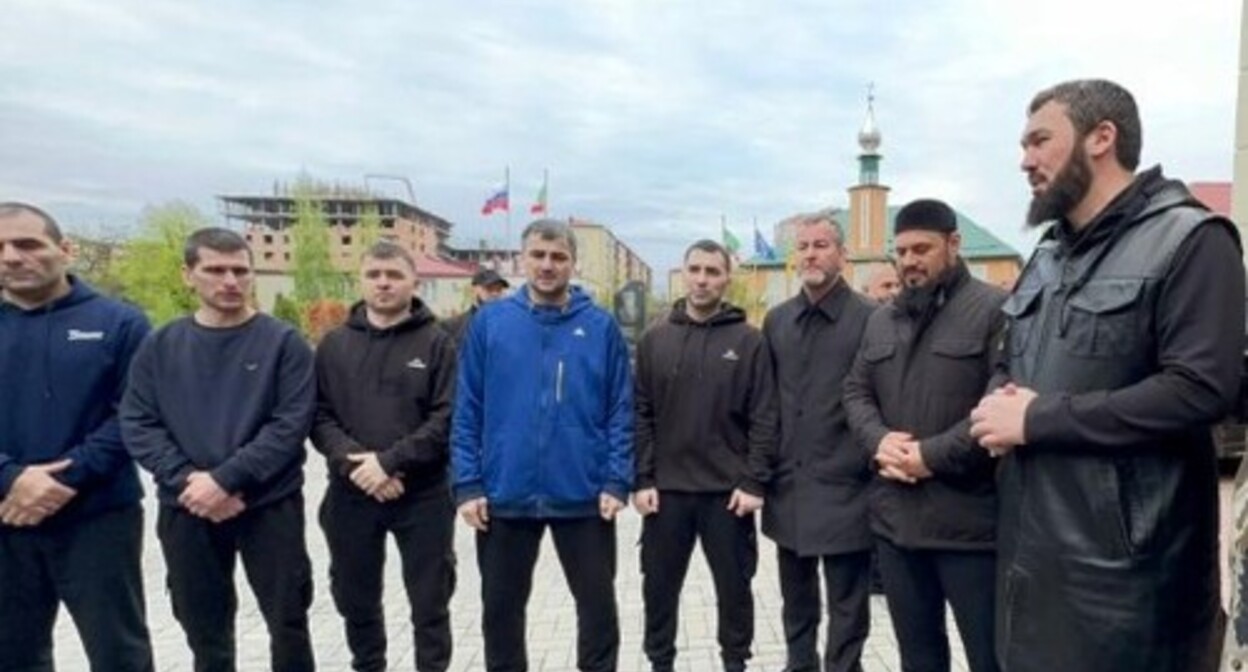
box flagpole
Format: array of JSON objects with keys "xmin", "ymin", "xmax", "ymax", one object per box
[
  {"xmin": 504, "ymin": 165, "xmax": 511, "ymax": 247},
  {"xmin": 544, "ymin": 168, "xmax": 549, "ymax": 216}
]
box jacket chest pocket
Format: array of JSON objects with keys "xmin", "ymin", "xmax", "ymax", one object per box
[
  {"xmin": 1061, "ymin": 280, "xmax": 1144, "ymax": 359},
  {"xmin": 929, "ymin": 338, "xmax": 986, "ymax": 394},
  {"xmin": 1001, "ymin": 288, "xmax": 1042, "ymax": 359}
]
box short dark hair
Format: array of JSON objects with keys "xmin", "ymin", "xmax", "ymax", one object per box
[
  {"xmin": 1029, "ymin": 79, "xmax": 1141, "ymax": 170},
  {"xmin": 683, "ymin": 239, "xmax": 732, "ymax": 272},
  {"xmin": 521, "ymin": 219, "xmax": 578, "ymax": 259},
  {"xmin": 0, "ymin": 202, "xmax": 64, "ymax": 243},
  {"xmin": 184, "ymin": 227, "xmax": 252, "ymax": 267},
  {"xmin": 361, "ymin": 240, "xmax": 417, "ymax": 273}
]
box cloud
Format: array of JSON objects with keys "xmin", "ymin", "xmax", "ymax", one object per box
[{"xmin": 0, "ymin": 0, "xmax": 1239, "ymax": 283}]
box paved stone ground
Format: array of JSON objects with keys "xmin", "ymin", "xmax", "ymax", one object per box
[{"xmin": 51, "ymin": 466, "xmax": 987, "ymax": 671}]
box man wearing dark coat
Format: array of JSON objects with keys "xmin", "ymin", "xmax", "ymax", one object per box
[
  {"xmin": 844, "ymin": 199, "xmax": 1005, "ymax": 672},
  {"xmin": 762, "ymin": 214, "xmax": 876, "ymax": 672},
  {"xmin": 971, "ymin": 79, "xmax": 1244, "ymax": 672}
]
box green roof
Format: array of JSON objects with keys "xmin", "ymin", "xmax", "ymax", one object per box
[
  {"xmin": 738, "ymin": 204, "xmax": 1021, "ymax": 267},
  {"xmin": 885, "ymin": 206, "xmax": 1020, "ymax": 260}
]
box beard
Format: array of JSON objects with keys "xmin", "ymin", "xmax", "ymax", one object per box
[{"xmin": 1026, "ymin": 145, "xmax": 1093, "ymax": 227}]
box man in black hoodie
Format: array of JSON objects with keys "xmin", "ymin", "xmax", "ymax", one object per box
[
  {"xmin": 843, "ymin": 199, "xmax": 1005, "ymax": 672},
  {"xmin": 970, "ymin": 79, "xmax": 1244, "ymax": 671},
  {"xmin": 634, "ymin": 239, "xmax": 778, "ymax": 672},
  {"xmin": 311, "ymin": 241, "xmax": 457, "ymax": 672}
]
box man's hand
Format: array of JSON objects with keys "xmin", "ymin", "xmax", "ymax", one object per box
[
  {"xmin": 876, "ymin": 432, "xmax": 917, "ymax": 483},
  {"xmin": 726, "ymin": 488, "xmax": 764, "ymax": 517},
  {"xmin": 204, "ymin": 495, "xmax": 247, "ymax": 524},
  {"xmin": 179, "ymin": 471, "xmax": 231, "ymax": 519},
  {"xmin": 896, "ymin": 440, "xmax": 933, "ymax": 480},
  {"xmin": 633, "ymin": 488, "xmax": 660, "ymax": 516},
  {"xmin": 459, "ymin": 497, "xmax": 490, "ymax": 532},
  {"xmin": 347, "ymin": 453, "xmax": 391, "ymax": 497},
  {"xmin": 372, "ymin": 476, "xmax": 406, "ymax": 503},
  {"xmin": 970, "ymin": 383, "xmax": 1037, "ymax": 456},
  {"xmin": 0, "ymin": 459, "xmax": 76, "ymax": 526},
  {"xmin": 600, "ymin": 493, "xmax": 626, "ymax": 521}
]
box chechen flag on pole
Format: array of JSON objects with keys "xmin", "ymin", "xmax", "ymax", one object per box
[
  {"xmin": 481, "ymin": 186, "xmax": 509, "ymax": 216},
  {"xmin": 530, "ymin": 178, "xmax": 548, "ymax": 215}
]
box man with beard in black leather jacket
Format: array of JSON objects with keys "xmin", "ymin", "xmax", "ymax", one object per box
[{"xmin": 970, "ymin": 78, "xmax": 1244, "ymax": 672}]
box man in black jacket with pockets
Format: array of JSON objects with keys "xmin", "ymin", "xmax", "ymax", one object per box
[
  {"xmin": 634, "ymin": 239, "xmax": 778, "ymax": 672},
  {"xmin": 844, "ymin": 199, "xmax": 1005, "ymax": 672},
  {"xmin": 312, "ymin": 240, "xmax": 457, "ymax": 672}
]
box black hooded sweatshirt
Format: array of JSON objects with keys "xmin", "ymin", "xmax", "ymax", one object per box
[
  {"xmin": 311, "ymin": 298, "xmax": 456, "ymax": 497},
  {"xmin": 634, "ymin": 300, "xmax": 778, "ymax": 495}
]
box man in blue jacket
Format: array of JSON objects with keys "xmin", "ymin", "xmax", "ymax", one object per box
[
  {"xmin": 452, "ymin": 218, "xmax": 634, "ymax": 672},
  {"xmin": 0, "ymin": 202, "xmax": 154, "ymax": 671},
  {"xmin": 122, "ymin": 228, "xmax": 317, "ymax": 672}
]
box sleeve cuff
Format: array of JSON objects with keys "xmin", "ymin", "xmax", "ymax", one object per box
[
  {"xmin": 1023, "ymin": 393, "xmax": 1067, "ymax": 449},
  {"xmin": 57, "ymin": 460, "xmax": 89, "ymax": 489},
  {"xmin": 737, "ymin": 477, "xmax": 765, "ymax": 497},
  {"xmin": 210, "ymin": 464, "xmax": 249, "ymax": 495},
  {"xmin": 0, "ymin": 463, "xmax": 21, "ymax": 498},
  {"xmin": 454, "ymin": 481, "xmax": 485, "ymax": 506},
  {"xmin": 602, "ymin": 481, "xmax": 630, "ymax": 504}
]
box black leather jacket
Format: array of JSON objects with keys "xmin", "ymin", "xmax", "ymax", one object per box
[{"xmin": 996, "ymin": 167, "xmax": 1244, "ymax": 672}]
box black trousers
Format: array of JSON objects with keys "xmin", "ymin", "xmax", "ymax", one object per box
[
  {"xmin": 320, "ymin": 482, "xmax": 456, "ymax": 672},
  {"xmin": 157, "ymin": 493, "xmax": 315, "ymax": 672},
  {"xmin": 875, "ymin": 538, "xmax": 999, "ymax": 672},
  {"xmin": 476, "ymin": 516, "xmax": 619, "ymax": 672},
  {"xmin": 641, "ymin": 491, "xmax": 757, "ymax": 670},
  {"xmin": 777, "ymin": 546, "xmax": 871, "ymax": 672},
  {"xmin": 0, "ymin": 505, "xmax": 153, "ymax": 672}
]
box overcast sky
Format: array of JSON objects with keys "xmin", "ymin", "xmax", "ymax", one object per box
[{"xmin": 1, "ymin": 0, "xmax": 1241, "ymax": 278}]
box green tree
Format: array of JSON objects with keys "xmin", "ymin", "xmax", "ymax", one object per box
[
  {"xmin": 271, "ymin": 292, "xmax": 303, "ymax": 330},
  {"xmin": 357, "ymin": 203, "xmax": 383, "ymax": 250},
  {"xmin": 113, "ymin": 202, "xmax": 205, "ymax": 325},
  {"xmin": 289, "ymin": 190, "xmax": 349, "ymax": 305}
]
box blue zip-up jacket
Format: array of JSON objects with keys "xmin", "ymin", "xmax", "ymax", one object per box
[
  {"xmin": 0, "ymin": 277, "xmax": 150, "ymax": 526},
  {"xmin": 451, "ymin": 285, "xmax": 634, "ymax": 518}
]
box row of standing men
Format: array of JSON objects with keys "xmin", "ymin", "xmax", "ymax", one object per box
[{"xmin": 1, "ymin": 77, "xmax": 1246, "ymax": 672}]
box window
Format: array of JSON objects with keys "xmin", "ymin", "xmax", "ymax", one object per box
[
  {"xmin": 342, "ymin": 235, "xmax": 352, "ymax": 245},
  {"xmin": 263, "ymin": 234, "xmax": 273, "ymax": 244}
]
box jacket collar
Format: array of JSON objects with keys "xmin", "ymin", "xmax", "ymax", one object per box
[{"xmin": 794, "ymin": 275, "xmax": 850, "ymax": 323}]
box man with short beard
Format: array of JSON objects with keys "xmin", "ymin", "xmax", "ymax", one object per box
[
  {"xmin": 762, "ymin": 215, "xmax": 876, "ymax": 672},
  {"xmin": 452, "ymin": 219, "xmax": 634, "ymax": 672},
  {"xmin": 634, "ymin": 239, "xmax": 777, "ymax": 672},
  {"xmin": 844, "ymin": 199, "xmax": 1004, "ymax": 672},
  {"xmin": 970, "ymin": 79, "xmax": 1244, "ymax": 672},
  {"xmin": 312, "ymin": 241, "xmax": 456, "ymax": 672}
]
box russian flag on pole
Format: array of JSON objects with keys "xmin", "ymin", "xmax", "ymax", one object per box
[{"xmin": 481, "ymin": 187, "xmax": 509, "ymax": 215}]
